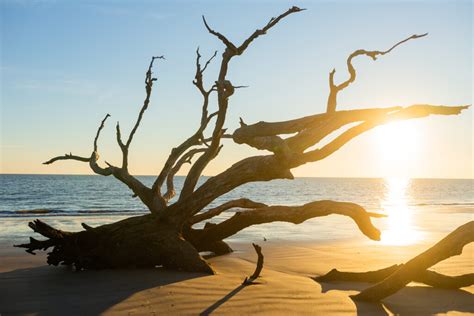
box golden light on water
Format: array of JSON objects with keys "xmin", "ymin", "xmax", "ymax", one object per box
[{"xmin": 380, "ymin": 177, "xmax": 421, "ymax": 245}]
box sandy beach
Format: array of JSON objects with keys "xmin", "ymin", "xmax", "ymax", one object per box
[{"xmin": 1, "ymin": 235, "xmax": 473, "ymax": 315}]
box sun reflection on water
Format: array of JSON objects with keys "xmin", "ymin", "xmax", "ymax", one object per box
[{"xmin": 380, "ymin": 177, "xmax": 421, "ymax": 245}]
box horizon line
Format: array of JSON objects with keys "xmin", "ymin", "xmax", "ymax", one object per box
[{"xmin": 0, "ymin": 173, "xmax": 472, "ymax": 181}]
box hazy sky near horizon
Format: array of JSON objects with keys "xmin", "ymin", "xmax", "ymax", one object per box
[{"xmin": 1, "ymin": 0, "xmax": 472, "ymax": 179}]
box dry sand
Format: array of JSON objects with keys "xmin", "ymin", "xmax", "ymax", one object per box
[{"xmin": 0, "ymin": 237, "xmax": 473, "ymax": 315}]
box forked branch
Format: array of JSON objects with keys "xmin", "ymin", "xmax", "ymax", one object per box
[
  {"xmin": 163, "ymin": 148, "xmax": 206, "ymax": 201},
  {"xmin": 327, "ymin": 33, "xmax": 427, "ymax": 112},
  {"xmin": 116, "ymin": 56, "xmax": 165, "ymax": 170},
  {"xmin": 178, "ymin": 6, "xmax": 304, "ymax": 201},
  {"xmin": 152, "ymin": 50, "xmax": 217, "ymax": 198},
  {"xmin": 189, "ymin": 198, "xmax": 268, "ymax": 225}
]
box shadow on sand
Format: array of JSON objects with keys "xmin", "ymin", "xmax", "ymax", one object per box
[
  {"xmin": 0, "ymin": 265, "xmax": 204, "ymax": 315},
  {"xmin": 316, "ymin": 280, "xmax": 474, "ymax": 316}
]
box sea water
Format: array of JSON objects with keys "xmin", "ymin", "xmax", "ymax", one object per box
[{"xmin": 0, "ymin": 175, "xmax": 472, "ymax": 245}]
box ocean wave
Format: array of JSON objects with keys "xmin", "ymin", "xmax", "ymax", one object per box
[{"xmin": 413, "ymin": 202, "xmax": 474, "ymax": 206}]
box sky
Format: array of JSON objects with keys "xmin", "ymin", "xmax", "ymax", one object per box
[{"xmin": 1, "ymin": 0, "xmax": 472, "ymax": 179}]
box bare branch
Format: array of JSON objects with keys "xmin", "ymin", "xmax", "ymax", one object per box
[
  {"xmin": 115, "ymin": 55, "xmax": 164, "ymax": 170},
  {"xmin": 315, "ymin": 264, "xmax": 474, "ymax": 289},
  {"xmin": 178, "ymin": 7, "xmax": 303, "ymax": 201},
  {"xmin": 237, "ymin": 6, "xmax": 305, "ymax": 55},
  {"xmin": 43, "ymin": 154, "xmax": 90, "ymax": 165},
  {"xmin": 326, "ymin": 33, "xmax": 427, "ymax": 112},
  {"xmin": 152, "ymin": 51, "xmax": 217, "ymax": 197},
  {"xmin": 242, "ymin": 243, "xmax": 264, "ymax": 285},
  {"xmin": 352, "ymin": 221, "xmax": 474, "ymax": 301},
  {"xmin": 93, "ymin": 113, "xmax": 111, "ymax": 152},
  {"xmin": 300, "ymin": 105, "xmax": 470, "ymax": 165},
  {"xmin": 189, "ymin": 198, "xmax": 268, "ymax": 225},
  {"xmin": 163, "ymin": 148, "xmax": 206, "ymax": 201},
  {"xmin": 44, "ymin": 113, "xmax": 112, "ymax": 165},
  {"xmin": 163, "ymin": 104, "xmax": 468, "ymax": 226},
  {"xmin": 202, "ymin": 16, "xmax": 237, "ymax": 52},
  {"xmin": 126, "ymin": 56, "xmax": 164, "ymax": 148},
  {"xmin": 197, "ymin": 200, "xmax": 384, "ymax": 243}
]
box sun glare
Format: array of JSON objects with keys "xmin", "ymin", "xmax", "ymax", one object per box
[
  {"xmin": 375, "ymin": 121, "xmax": 420, "ymax": 177},
  {"xmin": 380, "ymin": 177, "xmax": 421, "ymax": 245}
]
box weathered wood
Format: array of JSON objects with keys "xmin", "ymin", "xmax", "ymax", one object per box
[
  {"xmin": 21, "ymin": 6, "xmax": 469, "ymax": 273},
  {"xmin": 197, "ymin": 201, "xmax": 385, "ymax": 244},
  {"xmin": 189, "ymin": 198, "xmax": 267, "ymax": 225},
  {"xmin": 15, "ymin": 218, "xmax": 214, "ymax": 274},
  {"xmin": 315, "ymin": 265, "xmax": 474, "ymax": 289},
  {"xmin": 243, "ymin": 243, "xmax": 264, "ymax": 285},
  {"xmin": 351, "ymin": 221, "xmax": 474, "ymax": 301}
]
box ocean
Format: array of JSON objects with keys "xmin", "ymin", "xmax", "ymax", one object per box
[{"xmin": 1, "ymin": 175, "xmax": 472, "ymax": 246}]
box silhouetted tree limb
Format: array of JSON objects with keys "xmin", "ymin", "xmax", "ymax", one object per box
[
  {"xmin": 299, "ymin": 105, "xmax": 469, "ymax": 165},
  {"xmin": 163, "ymin": 148, "xmax": 206, "ymax": 201},
  {"xmin": 351, "ymin": 221, "xmax": 474, "ymax": 302},
  {"xmin": 116, "ymin": 56, "xmax": 165, "ymax": 170},
  {"xmin": 29, "ymin": 7, "xmax": 470, "ymax": 274},
  {"xmin": 43, "ymin": 113, "xmax": 111, "ymax": 166},
  {"xmin": 326, "ymin": 33, "xmax": 427, "ymax": 113},
  {"xmin": 152, "ymin": 50, "xmax": 218, "ymax": 198},
  {"xmin": 195, "ymin": 201, "xmax": 385, "ymax": 244},
  {"xmin": 42, "ymin": 59, "xmax": 163, "ymax": 211},
  {"xmin": 315, "ymin": 264, "xmax": 474, "ymax": 289},
  {"xmin": 43, "ymin": 153, "xmax": 91, "ymax": 165},
  {"xmin": 242, "ymin": 243, "xmax": 264, "ymax": 285},
  {"xmin": 189, "ymin": 198, "xmax": 268, "ymax": 225},
  {"xmin": 178, "ymin": 6, "xmax": 304, "ymax": 200}
]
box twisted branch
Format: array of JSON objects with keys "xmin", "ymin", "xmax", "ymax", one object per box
[
  {"xmin": 163, "ymin": 148, "xmax": 206, "ymax": 201},
  {"xmin": 116, "ymin": 56, "xmax": 164, "ymax": 170},
  {"xmin": 327, "ymin": 33, "xmax": 427, "ymax": 113},
  {"xmin": 152, "ymin": 50, "xmax": 217, "ymax": 197},
  {"xmin": 189, "ymin": 198, "xmax": 268, "ymax": 225},
  {"xmin": 178, "ymin": 6, "xmax": 303, "ymax": 201},
  {"xmin": 196, "ymin": 200, "xmax": 386, "ymax": 244}
]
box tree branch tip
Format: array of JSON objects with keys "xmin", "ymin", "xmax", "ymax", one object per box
[
  {"xmin": 367, "ymin": 212, "xmax": 387, "ymax": 218},
  {"xmin": 413, "ymin": 32, "xmax": 428, "ymax": 38},
  {"xmin": 290, "ymin": 6, "xmax": 306, "ymax": 12},
  {"xmin": 202, "ymin": 15, "xmax": 210, "ymax": 28}
]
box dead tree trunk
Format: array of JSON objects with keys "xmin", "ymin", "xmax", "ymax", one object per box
[
  {"xmin": 315, "ymin": 221, "xmax": 474, "ymax": 301},
  {"xmin": 16, "ymin": 6, "xmax": 470, "ymax": 273}
]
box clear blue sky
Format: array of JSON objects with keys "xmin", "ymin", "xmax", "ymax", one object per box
[{"xmin": 1, "ymin": 0, "xmax": 472, "ymax": 178}]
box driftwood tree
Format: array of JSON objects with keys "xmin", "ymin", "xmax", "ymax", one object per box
[
  {"xmin": 315, "ymin": 221, "xmax": 474, "ymax": 301},
  {"xmin": 16, "ymin": 7, "xmax": 469, "ymax": 273}
]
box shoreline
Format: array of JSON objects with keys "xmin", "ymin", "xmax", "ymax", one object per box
[{"xmin": 1, "ymin": 238, "xmax": 473, "ymax": 315}]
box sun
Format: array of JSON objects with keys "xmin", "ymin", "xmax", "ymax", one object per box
[{"xmin": 375, "ymin": 121, "xmax": 420, "ymax": 177}]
